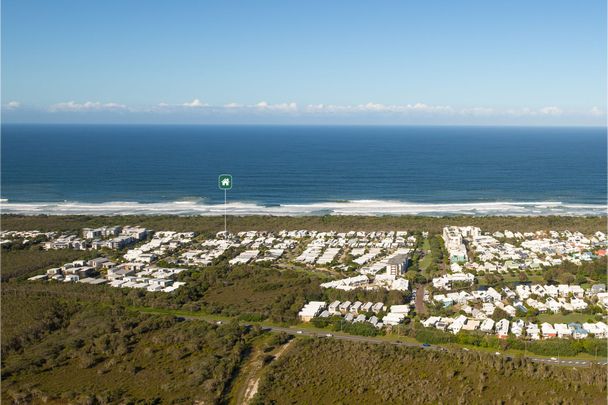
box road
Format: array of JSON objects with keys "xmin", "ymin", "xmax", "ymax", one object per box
[
  {"xmin": 181, "ymin": 316, "xmax": 607, "ymax": 369},
  {"xmin": 262, "ymin": 326, "xmax": 606, "ymax": 368},
  {"xmin": 13, "ymin": 288, "xmax": 607, "ymax": 369},
  {"xmin": 414, "ymin": 285, "xmax": 427, "ymax": 316}
]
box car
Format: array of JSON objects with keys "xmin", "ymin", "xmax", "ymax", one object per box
[
  {"xmin": 296, "ymin": 330, "xmax": 303, "ymax": 334},
  {"xmin": 325, "ymin": 333, "xmax": 333, "ymax": 337},
  {"xmin": 216, "ymin": 321, "xmax": 223, "ymax": 325},
  {"xmin": 422, "ymin": 343, "xmax": 431, "ymax": 347},
  {"xmin": 550, "ymin": 357, "xmax": 557, "ymax": 361},
  {"xmin": 463, "ymin": 348, "xmax": 469, "ymax": 351},
  {"xmin": 495, "ymin": 352, "xmax": 501, "ymax": 356}
]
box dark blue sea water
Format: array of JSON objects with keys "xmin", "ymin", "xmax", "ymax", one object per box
[{"xmin": 1, "ymin": 124, "xmax": 606, "ymax": 216}]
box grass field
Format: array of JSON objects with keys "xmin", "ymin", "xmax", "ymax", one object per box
[
  {"xmin": 538, "ymin": 312, "xmax": 595, "ymax": 324},
  {"xmin": 418, "ymin": 238, "xmax": 432, "ymax": 271},
  {"xmin": 477, "ymin": 274, "xmax": 545, "ymax": 286}
]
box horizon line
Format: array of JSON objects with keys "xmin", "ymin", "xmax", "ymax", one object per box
[{"xmin": 2, "ymin": 122, "xmax": 606, "ymax": 129}]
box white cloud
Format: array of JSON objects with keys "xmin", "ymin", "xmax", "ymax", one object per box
[
  {"xmin": 538, "ymin": 106, "xmax": 562, "ymax": 116},
  {"xmin": 460, "ymin": 107, "xmax": 495, "ymax": 116},
  {"xmin": 49, "ymin": 101, "xmax": 127, "ymax": 112},
  {"xmin": 590, "ymin": 106, "xmax": 605, "ymax": 116},
  {"xmin": 182, "ymin": 98, "xmax": 208, "ymax": 108},
  {"xmin": 255, "ymin": 101, "xmax": 298, "ymax": 112},
  {"xmin": 504, "ymin": 106, "xmax": 566, "ymax": 117},
  {"xmin": 4, "ymin": 101, "xmax": 21, "ymax": 109},
  {"xmin": 304, "ymin": 102, "xmax": 453, "ymax": 114},
  {"xmin": 38, "ymin": 100, "xmax": 604, "ymax": 122}
]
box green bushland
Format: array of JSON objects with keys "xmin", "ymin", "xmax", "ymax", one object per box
[
  {"xmin": 474, "ymin": 256, "xmax": 607, "ymax": 288},
  {"xmin": 3, "ymin": 262, "xmax": 330, "ymax": 325},
  {"xmin": 1, "ymin": 293, "xmax": 78, "ymax": 357},
  {"xmin": 253, "ymin": 338, "xmax": 607, "ymax": 404},
  {"xmin": 311, "ymin": 316, "xmax": 384, "ymax": 337},
  {"xmin": 322, "ymin": 289, "xmax": 411, "ymax": 306},
  {"xmin": 1, "ymin": 248, "xmax": 92, "ymax": 282},
  {"xmin": 4, "ymin": 228, "xmax": 606, "ymax": 345},
  {"xmin": 424, "ymin": 234, "xmax": 449, "ymax": 274},
  {"xmin": 542, "ymin": 256, "xmax": 608, "ymax": 285},
  {"xmin": 2, "ymin": 214, "xmax": 605, "ymax": 234},
  {"xmin": 1, "ymin": 296, "xmax": 259, "ymax": 404}
]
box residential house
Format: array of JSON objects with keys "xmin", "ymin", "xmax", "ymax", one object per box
[{"xmin": 541, "ymin": 323, "xmax": 557, "ymax": 338}]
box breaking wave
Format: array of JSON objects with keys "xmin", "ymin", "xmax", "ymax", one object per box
[{"xmin": 0, "ymin": 199, "xmax": 606, "ymax": 216}]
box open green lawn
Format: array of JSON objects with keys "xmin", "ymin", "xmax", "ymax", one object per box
[
  {"xmin": 478, "ymin": 274, "xmax": 544, "ymax": 286},
  {"xmin": 418, "ymin": 238, "xmax": 433, "ymax": 270},
  {"xmin": 538, "ymin": 312, "xmax": 595, "ymax": 324}
]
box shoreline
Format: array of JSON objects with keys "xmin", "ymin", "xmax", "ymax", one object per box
[{"xmin": 1, "ymin": 199, "xmax": 606, "ymax": 217}]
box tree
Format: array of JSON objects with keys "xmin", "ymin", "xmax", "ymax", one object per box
[{"xmin": 558, "ymin": 272, "xmax": 575, "ymax": 285}]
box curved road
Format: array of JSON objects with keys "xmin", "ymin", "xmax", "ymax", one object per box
[
  {"xmin": 176, "ymin": 314, "xmax": 607, "ymax": 368},
  {"xmin": 261, "ymin": 325, "xmax": 606, "ymax": 368}
]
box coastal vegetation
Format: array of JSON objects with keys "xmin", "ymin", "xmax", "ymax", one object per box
[
  {"xmin": 2, "ymin": 214, "xmax": 605, "ymax": 235},
  {"xmin": 2, "ymin": 215, "xmax": 607, "ymax": 404},
  {"xmin": 1, "ymin": 249, "xmax": 91, "ymax": 282},
  {"xmin": 3, "ymin": 262, "xmax": 328, "ymax": 325},
  {"xmin": 1, "ymin": 294, "xmax": 258, "ymax": 404},
  {"xmin": 253, "ymin": 338, "xmax": 607, "ymax": 404}
]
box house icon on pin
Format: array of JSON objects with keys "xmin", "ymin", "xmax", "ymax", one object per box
[{"xmin": 218, "ymin": 174, "xmax": 233, "ymax": 190}]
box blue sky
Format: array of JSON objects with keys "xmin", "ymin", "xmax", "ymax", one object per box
[{"xmin": 2, "ymin": 0, "xmax": 606, "ymax": 125}]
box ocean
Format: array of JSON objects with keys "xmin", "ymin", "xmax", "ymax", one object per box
[{"xmin": 1, "ymin": 124, "xmax": 606, "ymax": 216}]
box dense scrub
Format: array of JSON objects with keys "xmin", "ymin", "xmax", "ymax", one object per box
[
  {"xmin": 321, "ymin": 288, "xmax": 410, "ymax": 307},
  {"xmin": 183, "ymin": 265, "xmax": 327, "ymax": 323},
  {"xmin": 543, "ymin": 256, "xmax": 608, "ymax": 285},
  {"xmin": 1, "ymin": 248, "xmax": 90, "ymax": 281},
  {"xmin": 2, "ymin": 263, "xmax": 329, "ymax": 324},
  {"xmin": 254, "ymin": 339, "xmax": 608, "ymax": 404},
  {"xmin": 311, "ymin": 316, "xmax": 384, "ymax": 336},
  {"xmin": 1, "ymin": 302, "xmax": 257, "ymax": 404},
  {"xmin": 3, "ymin": 214, "xmax": 605, "ymax": 235},
  {"xmin": 1, "ymin": 292, "xmax": 78, "ymax": 357}
]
